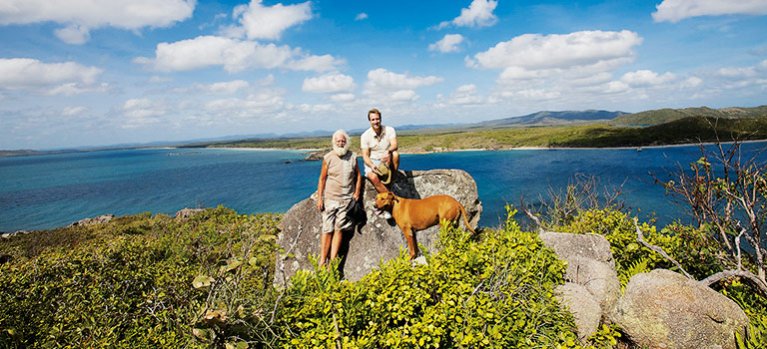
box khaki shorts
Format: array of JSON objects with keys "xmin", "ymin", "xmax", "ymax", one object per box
[{"xmin": 321, "ymin": 199, "xmax": 353, "ymax": 233}]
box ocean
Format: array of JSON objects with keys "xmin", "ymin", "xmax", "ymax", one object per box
[{"xmin": 2, "ymin": 142, "xmax": 766, "ymax": 232}]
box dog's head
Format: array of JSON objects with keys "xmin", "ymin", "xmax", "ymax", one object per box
[{"xmin": 374, "ymin": 191, "xmax": 397, "ymax": 210}]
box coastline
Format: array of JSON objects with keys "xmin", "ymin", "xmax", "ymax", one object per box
[{"xmin": 210, "ymin": 138, "xmax": 767, "ymax": 156}]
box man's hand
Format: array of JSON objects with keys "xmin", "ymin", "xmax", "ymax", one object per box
[
  {"xmin": 316, "ymin": 197, "xmax": 324, "ymax": 211},
  {"xmin": 353, "ymin": 192, "xmax": 360, "ymax": 202}
]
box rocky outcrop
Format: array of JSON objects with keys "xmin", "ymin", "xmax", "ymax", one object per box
[
  {"xmin": 275, "ymin": 169, "xmax": 481, "ymax": 283},
  {"xmin": 612, "ymin": 269, "xmax": 749, "ymax": 349},
  {"xmin": 175, "ymin": 208, "xmax": 206, "ymax": 220},
  {"xmin": 541, "ymin": 232, "xmax": 620, "ymax": 340},
  {"xmin": 556, "ymin": 282, "xmax": 601, "ymax": 340},
  {"xmin": 70, "ymin": 214, "xmax": 115, "ymax": 227}
]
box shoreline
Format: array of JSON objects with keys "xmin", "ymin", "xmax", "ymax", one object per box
[{"xmin": 212, "ymin": 139, "xmax": 767, "ymax": 156}]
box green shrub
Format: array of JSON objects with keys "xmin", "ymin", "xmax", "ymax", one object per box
[{"xmin": 0, "ymin": 207, "xmax": 281, "ymax": 348}]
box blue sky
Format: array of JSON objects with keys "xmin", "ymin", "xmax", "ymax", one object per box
[{"xmin": 1, "ymin": 0, "xmax": 766, "ymax": 150}]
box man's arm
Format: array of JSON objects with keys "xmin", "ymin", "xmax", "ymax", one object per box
[
  {"xmin": 353, "ymin": 158, "xmax": 362, "ymax": 201},
  {"xmin": 316, "ymin": 159, "xmax": 328, "ymax": 211},
  {"xmin": 362, "ymin": 146, "xmax": 377, "ymax": 173}
]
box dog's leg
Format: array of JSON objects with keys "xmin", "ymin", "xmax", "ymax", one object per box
[{"xmin": 402, "ymin": 227, "xmax": 418, "ymax": 260}]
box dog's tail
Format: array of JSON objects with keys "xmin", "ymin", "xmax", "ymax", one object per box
[{"xmin": 459, "ymin": 203, "xmax": 477, "ymax": 235}]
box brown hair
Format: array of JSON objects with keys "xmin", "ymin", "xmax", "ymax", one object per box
[{"xmin": 367, "ymin": 108, "xmax": 381, "ymax": 120}]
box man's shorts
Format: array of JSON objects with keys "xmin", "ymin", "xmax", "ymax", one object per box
[
  {"xmin": 363, "ymin": 158, "xmax": 382, "ymax": 176},
  {"xmin": 321, "ymin": 199, "xmax": 354, "ymax": 233}
]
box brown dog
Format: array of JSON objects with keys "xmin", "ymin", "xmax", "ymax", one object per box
[{"xmin": 374, "ymin": 192, "xmax": 476, "ymax": 260}]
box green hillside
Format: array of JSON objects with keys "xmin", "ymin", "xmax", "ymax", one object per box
[{"xmin": 612, "ymin": 105, "xmax": 767, "ymax": 126}]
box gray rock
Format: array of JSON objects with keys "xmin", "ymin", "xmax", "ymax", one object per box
[
  {"xmin": 275, "ymin": 169, "xmax": 481, "ymax": 283},
  {"xmin": 175, "ymin": 208, "xmax": 206, "ymax": 220},
  {"xmin": 70, "ymin": 214, "xmax": 115, "ymax": 227},
  {"xmin": 565, "ymin": 255, "xmax": 620, "ymax": 316},
  {"xmin": 539, "ymin": 231, "xmax": 615, "ymax": 268},
  {"xmin": 612, "ymin": 269, "xmax": 748, "ymax": 349},
  {"xmin": 556, "ymin": 282, "xmax": 601, "ymax": 341}
]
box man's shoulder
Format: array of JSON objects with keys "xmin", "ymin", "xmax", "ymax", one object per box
[{"xmin": 360, "ymin": 127, "xmax": 374, "ymax": 138}]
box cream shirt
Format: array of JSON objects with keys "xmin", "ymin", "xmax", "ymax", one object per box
[{"xmin": 360, "ymin": 126, "xmax": 396, "ymax": 160}]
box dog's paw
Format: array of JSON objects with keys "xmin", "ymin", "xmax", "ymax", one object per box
[{"xmin": 411, "ymin": 255, "xmax": 428, "ymax": 266}]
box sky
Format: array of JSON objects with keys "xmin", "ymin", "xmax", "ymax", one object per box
[{"xmin": 1, "ymin": 0, "xmax": 766, "ymax": 150}]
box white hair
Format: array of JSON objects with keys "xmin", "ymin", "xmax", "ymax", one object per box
[
  {"xmin": 332, "ymin": 129, "xmax": 351, "ymax": 156},
  {"xmin": 332, "ymin": 129, "xmax": 349, "ymax": 143}
]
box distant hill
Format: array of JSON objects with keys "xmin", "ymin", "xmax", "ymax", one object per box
[
  {"xmin": 476, "ymin": 110, "xmax": 627, "ymax": 127},
  {"xmin": 613, "ymin": 105, "xmax": 767, "ymax": 126}
]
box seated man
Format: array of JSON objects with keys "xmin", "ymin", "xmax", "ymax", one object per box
[{"xmin": 360, "ymin": 108, "xmax": 399, "ymax": 194}]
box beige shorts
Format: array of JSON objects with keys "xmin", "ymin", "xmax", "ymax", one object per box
[{"xmin": 321, "ymin": 199, "xmax": 353, "ymax": 233}]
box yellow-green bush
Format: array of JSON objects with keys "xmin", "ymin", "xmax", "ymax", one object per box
[{"xmin": 0, "ymin": 207, "xmax": 281, "ymax": 348}]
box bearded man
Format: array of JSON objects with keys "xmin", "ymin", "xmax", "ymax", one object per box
[{"xmin": 316, "ymin": 129, "xmax": 362, "ymax": 267}]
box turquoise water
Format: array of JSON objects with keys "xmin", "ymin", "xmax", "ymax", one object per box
[{"xmin": 2, "ymin": 143, "xmax": 766, "ymax": 232}]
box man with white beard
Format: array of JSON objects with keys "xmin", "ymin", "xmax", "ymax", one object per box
[{"xmin": 316, "ymin": 129, "xmax": 362, "ymax": 268}]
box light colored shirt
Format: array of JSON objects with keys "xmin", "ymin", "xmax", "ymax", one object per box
[
  {"xmin": 360, "ymin": 126, "xmax": 396, "ymax": 160},
  {"xmin": 322, "ymin": 151, "xmax": 357, "ymax": 202}
]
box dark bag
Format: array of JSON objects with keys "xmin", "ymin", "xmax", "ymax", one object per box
[{"xmin": 347, "ymin": 199, "xmax": 366, "ymax": 222}]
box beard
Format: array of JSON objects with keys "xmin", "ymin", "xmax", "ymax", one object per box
[{"xmin": 333, "ymin": 142, "xmax": 350, "ymax": 157}]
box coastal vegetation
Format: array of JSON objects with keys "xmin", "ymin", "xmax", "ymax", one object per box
[
  {"xmin": 3, "ymin": 141, "xmax": 767, "ymax": 348},
  {"xmin": 198, "ymin": 105, "xmax": 767, "ymax": 154}
]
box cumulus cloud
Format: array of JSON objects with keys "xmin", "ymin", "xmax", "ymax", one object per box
[
  {"xmin": 0, "ymin": 58, "xmax": 103, "ymax": 95},
  {"xmin": 54, "ymin": 24, "xmax": 90, "ymax": 45},
  {"xmin": 122, "ymin": 98, "xmax": 166, "ymax": 128},
  {"xmin": 137, "ymin": 35, "xmax": 341, "ymax": 73},
  {"xmin": 0, "ymin": 0, "xmax": 195, "ymax": 44},
  {"xmin": 302, "ymin": 74, "xmax": 355, "ymax": 93},
  {"xmin": 205, "ymin": 80, "xmax": 250, "ymax": 93},
  {"xmin": 620, "ymin": 70, "xmax": 676, "ymax": 87},
  {"xmin": 438, "ymin": 0, "xmax": 498, "ymax": 29},
  {"xmin": 471, "ymin": 30, "xmax": 642, "ymax": 71},
  {"xmin": 330, "ymin": 93, "xmax": 355, "ymax": 102},
  {"xmin": 62, "ymin": 106, "xmax": 88, "ymax": 117},
  {"xmin": 223, "ymin": 0, "xmax": 312, "ymax": 40},
  {"xmin": 653, "ymin": 0, "xmax": 767, "ymax": 23},
  {"xmin": 429, "ymin": 34, "xmax": 464, "ymax": 53},
  {"xmin": 364, "ymin": 68, "xmax": 443, "ymax": 103},
  {"xmin": 443, "ymin": 84, "xmax": 484, "ymax": 105},
  {"xmin": 355, "ymin": 12, "xmax": 368, "ymax": 21}
]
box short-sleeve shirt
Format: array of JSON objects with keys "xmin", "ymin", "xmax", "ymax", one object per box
[
  {"xmin": 360, "ymin": 126, "xmax": 396, "ymax": 161},
  {"xmin": 322, "ymin": 151, "xmax": 357, "ymax": 202}
]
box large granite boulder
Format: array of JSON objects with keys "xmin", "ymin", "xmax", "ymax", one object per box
[
  {"xmin": 539, "ymin": 231, "xmax": 615, "ymax": 268},
  {"xmin": 541, "ymin": 232, "xmax": 620, "ymax": 339},
  {"xmin": 275, "ymin": 169, "xmax": 481, "ymax": 283},
  {"xmin": 612, "ymin": 269, "xmax": 749, "ymax": 349},
  {"xmin": 556, "ymin": 282, "xmax": 601, "ymax": 341}
]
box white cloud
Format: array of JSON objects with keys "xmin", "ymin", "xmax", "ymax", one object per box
[
  {"xmin": 471, "ymin": 30, "xmax": 642, "ymax": 71},
  {"xmin": 365, "ymin": 68, "xmax": 443, "ymax": 90},
  {"xmin": 62, "ymin": 106, "xmax": 87, "ymax": 116},
  {"xmin": 302, "ymin": 74, "xmax": 355, "ymax": 93},
  {"xmin": 620, "ymin": 70, "xmax": 676, "ymax": 87},
  {"xmin": 330, "ymin": 93, "xmax": 355, "ymax": 102},
  {"xmin": 205, "ymin": 90, "xmax": 285, "ymax": 114},
  {"xmin": 445, "ymin": 84, "xmax": 484, "ymax": 105},
  {"xmin": 438, "ymin": 0, "xmax": 498, "ymax": 29},
  {"xmin": 0, "ymin": 58, "xmax": 103, "ymax": 94},
  {"xmin": 139, "ymin": 35, "xmax": 341, "ymax": 73},
  {"xmin": 122, "ymin": 98, "xmax": 166, "ymax": 128},
  {"xmin": 225, "ymin": 0, "xmax": 312, "ymax": 40},
  {"xmin": 0, "ymin": 0, "xmax": 195, "ymax": 44},
  {"xmin": 54, "ymin": 24, "xmax": 90, "ymax": 45},
  {"xmin": 355, "ymin": 12, "xmax": 368, "ymax": 21},
  {"xmin": 206, "ymin": 80, "xmax": 250, "ymax": 93},
  {"xmin": 717, "ymin": 67, "xmax": 757, "ymax": 78},
  {"xmin": 681, "ymin": 76, "xmax": 703, "ymax": 88},
  {"xmin": 653, "ymin": 0, "xmax": 767, "ymax": 23},
  {"xmin": 429, "ymin": 34, "xmax": 464, "ymax": 53},
  {"xmin": 364, "ymin": 68, "xmax": 443, "ymax": 103}
]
